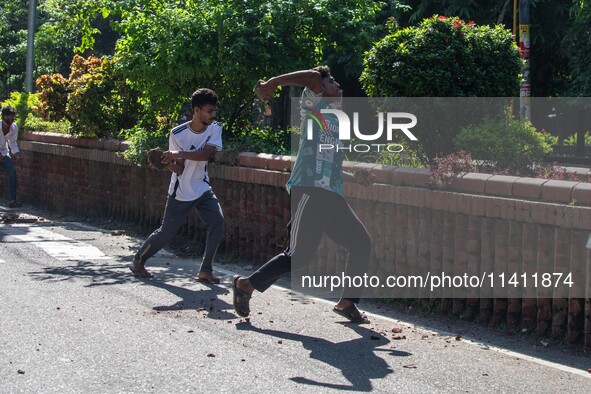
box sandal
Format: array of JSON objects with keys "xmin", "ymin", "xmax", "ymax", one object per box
[
  {"xmin": 129, "ymin": 259, "xmax": 153, "ymax": 278},
  {"xmin": 232, "ymin": 275, "xmax": 252, "ymax": 317},
  {"xmin": 197, "ymin": 272, "xmax": 220, "ymax": 284},
  {"xmin": 332, "ymin": 304, "xmax": 370, "ymax": 324}
]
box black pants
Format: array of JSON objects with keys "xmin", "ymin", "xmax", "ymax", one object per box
[
  {"xmin": 135, "ymin": 191, "xmax": 224, "ymax": 273},
  {"xmin": 248, "ymin": 186, "xmax": 371, "ymax": 303}
]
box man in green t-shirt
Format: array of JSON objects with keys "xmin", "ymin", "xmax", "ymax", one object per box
[{"xmin": 233, "ymin": 66, "xmax": 372, "ymax": 324}]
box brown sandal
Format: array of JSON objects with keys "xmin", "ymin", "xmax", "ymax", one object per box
[
  {"xmin": 129, "ymin": 259, "xmax": 153, "ymax": 278},
  {"xmin": 197, "ymin": 272, "xmax": 220, "ymax": 284},
  {"xmin": 232, "ymin": 275, "xmax": 251, "ymax": 317},
  {"xmin": 333, "ymin": 305, "xmax": 370, "ymax": 324},
  {"xmin": 129, "ymin": 265, "xmax": 153, "ymax": 278}
]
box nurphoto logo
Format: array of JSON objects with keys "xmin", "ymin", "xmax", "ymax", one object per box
[{"xmin": 304, "ymin": 108, "xmax": 418, "ymax": 153}]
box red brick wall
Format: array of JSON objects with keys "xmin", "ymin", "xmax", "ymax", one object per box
[{"xmin": 3, "ymin": 132, "xmax": 591, "ymax": 350}]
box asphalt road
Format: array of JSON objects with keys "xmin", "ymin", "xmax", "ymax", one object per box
[{"xmin": 1, "ymin": 210, "xmax": 590, "ymax": 393}]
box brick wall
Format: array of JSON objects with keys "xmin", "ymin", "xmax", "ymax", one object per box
[{"xmin": 3, "ymin": 132, "xmax": 591, "ymax": 350}]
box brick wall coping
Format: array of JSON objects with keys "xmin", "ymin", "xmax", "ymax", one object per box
[
  {"xmin": 231, "ymin": 152, "xmax": 591, "ymax": 207},
  {"xmin": 22, "ymin": 131, "xmax": 130, "ymax": 151},
  {"xmin": 20, "ymin": 133, "xmax": 591, "ymax": 206}
]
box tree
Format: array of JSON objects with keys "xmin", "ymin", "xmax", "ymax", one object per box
[
  {"xmin": 0, "ymin": 0, "xmax": 31, "ymax": 98},
  {"xmin": 529, "ymin": 0, "xmax": 572, "ymax": 97},
  {"xmin": 0, "ymin": 0, "xmax": 121, "ymax": 99},
  {"xmin": 566, "ymin": 0, "xmax": 591, "ymax": 96},
  {"xmin": 401, "ymin": 0, "xmax": 509, "ymax": 25},
  {"xmin": 361, "ymin": 16, "xmax": 522, "ymax": 162},
  {"xmin": 113, "ymin": 0, "xmax": 384, "ymax": 134},
  {"xmin": 394, "ymin": 0, "xmax": 580, "ymax": 98}
]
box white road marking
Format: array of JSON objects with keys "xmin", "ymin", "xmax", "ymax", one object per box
[{"xmin": 0, "ymin": 224, "xmax": 109, "ymax": 261}]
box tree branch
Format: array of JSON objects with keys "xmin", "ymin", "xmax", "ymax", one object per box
[{"xmin": 498, "ymin": 0, "xmax": 512, "ymax": 24}]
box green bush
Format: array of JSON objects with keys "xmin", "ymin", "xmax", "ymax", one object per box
[
  {"xmin": 36, "ymin": 73, "xmax": 69, "ymax": 121},
  {"xmin": 361, "ymin": 16, "xmax": 522, "ymax": 162},
  {"xmin": 361, "ymin": 16, "xmax": 522, "ymax": 97},
  {"xmin": 23, "ymin": 113, "xmax": 71, "ymax": 134},
  {"xmin": 224, "ymin": 126, "xmax": 290, "ymax": 155},
  {"xmin": 121, "ymin": 125, "xmax": 169, "ymax": 166},
  {"xmin": 114, "ymin": 0, "xmax": 384, "ymax": 136},
  {"xmin": 1, "ymin": 92, "xmax": 40, "ymax": 130},
  {"xmin": 563, "ymin": 132, "xmax": 591, "ymax": 146},
  {"xmin": 540, "ymin": 129, "xmax": 559, "ymax": 146},
  {"xmin": 66, "ymin": 55, "xmax": 143, "ymax": 139},
  {"xmin": 454, "ymin": 117, "xmax": 552, "ymax": 173},
  {"xmin": 342, "ymin": 139, "xmax": 427, "ymax": 168}
]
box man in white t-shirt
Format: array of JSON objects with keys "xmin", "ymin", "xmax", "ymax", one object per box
[
  {"xmin": 131, "ymin": 88, "xmax": 224, "ymax": 283},
  {"xmin": 0, "ymin": 106, "xmax": 21, "ymax": 208}
]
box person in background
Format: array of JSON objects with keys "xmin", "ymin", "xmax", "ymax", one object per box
[{"xmin": 0, "ymin": 106, "xmax": 21, "ymax": 208}]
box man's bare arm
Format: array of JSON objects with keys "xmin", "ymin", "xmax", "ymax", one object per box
[
  {"xmin": 162, "ymin": 145, "xmax": 218, "ymax": 164},
  {"xmin": 167, "ymin": 158, "xmax": 185, "ymax": 175},
  {"xmin": 256, "ymin": 70, "xmax": 323, "ymax": 100}
]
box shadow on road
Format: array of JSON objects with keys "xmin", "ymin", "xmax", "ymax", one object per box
[
  {"xmin": 236, "ymin": 321, "xmax": 411, "ymax": 392},
  {"xmin": 28, "ymin": 259, "xmax": 136, "ymax": 286},
  {"xmin": 27, "ymin": 256, "xmax": 236, "ymax": 320},
  {"xmin": 146, "ymin": 277, "xmax": 235, "ymax": 320}
]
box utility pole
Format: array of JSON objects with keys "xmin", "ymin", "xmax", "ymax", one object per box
[
  {"xmin": 513, "ymin": 0, "xmax": 518, "ymax": 39},
  {"xmin": 518, "ymin": 0, "xmax": 531, "ymax": 119},
  {"xmin": 25, "ymin": 0, "xmax": 36, "ymax": 93}
]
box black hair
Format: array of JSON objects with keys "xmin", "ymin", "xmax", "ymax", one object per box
[
  {"xmin": 312, "ymin": 66, "xmax": 331, "ymax": 80},
  {"xmin": 1, "ymin": 106, "xmax": 16, "ymax": 117},
  {"xmin": 191, "ymin": 88, "xmax": 219, "ymax": 111}
]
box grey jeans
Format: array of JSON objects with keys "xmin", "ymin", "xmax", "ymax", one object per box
[{"xmin": 135, "ymin": 190, "xmax": 224, "ymax": 273}]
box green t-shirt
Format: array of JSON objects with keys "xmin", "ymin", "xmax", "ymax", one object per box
[{"xmin": 287, "ymin": 88, "xmax": 344, "ymax": 196}]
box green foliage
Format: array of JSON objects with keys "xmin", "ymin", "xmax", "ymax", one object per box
[
  {"xmin": 36, "ymin": 73, "xmax": 69, "ymax": 121},
  {"xmin": 121, "ymin": 125, "xmax": 169, "ymax": 166},
  {"xmin": 399, "ymin": 1, "xmax": 574, "ymax": 97},
  {"xmin": 403, "ymin": 0, "xmax": 508, "ymax": 24},
  {"xmin": 529, "ymin": 0, "xmax": 572, "ymax": 97},
  {"xmin": 41, "ymin": 0, "xmax": 103, "ymax": 54},
  {"xmin": 65, "ymin": 55, "xmax": 143, "ymax": 138},
  {"xmin": 454, "ymin": 117, "xmax": 552, "ymax": 173},
  {"xmin": 563, "ymin": 132, "xmax": 591, "ymax": 146},
  {"xmin": 567, "ymin": 0, "xmax": 591, "ymax": 96},
  {"xmin": 1, "ymin": 91, "xmax": 40, "ymax": 129},
  {"xmin": 361, "ymin": 16, "xmax": 522, "ymax": 162},
  {"xmin": 361, "ymin": 16, "xmax": 522, "ymax": 97},
  {"xmin": 224, "ymin": 127, "xmax": 290, "ymax": 155},
  {"xmin": 24, "ymin": 114, "xmax": 71, "ymax": 134},
  {"xmin": 540, "ymin": 129, "xmax": 559, "ymax": 146},
  {"xmin": 0, "ymin": 0, "xmax": 30, "ymax": 96},
  {"xmin": 3, "ymin": 0, "xmax": 589, "ymax": 108},
  {"xmin": 65, "ymin": 55, "xmax": 111, "ymax": 137},
  {"xmin": 371, "ymin": 151, "xmax": 426, "ymax": 168},
  {"xmin": 113, "ymin": 0, "xmax": 384, "ymax": 135},
  {"xmin": 342, "ymin": 139, "xmax": 426, "ymax": 168}
]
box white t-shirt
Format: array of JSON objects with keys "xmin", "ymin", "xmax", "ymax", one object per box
[
  {"xmin": 0, "ymin": 121, "xmax": 19, "ymax": 157},
  {"xmin": 167, "ymin": 121, "xmax": 222, "ymax": 201}
]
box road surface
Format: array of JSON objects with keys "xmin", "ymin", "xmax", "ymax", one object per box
[{"xmin": 1, "ymin": 210, "xmax": 590, "ymax": 392}]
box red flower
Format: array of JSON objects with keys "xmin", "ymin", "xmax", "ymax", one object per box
[
  {"xmin": 438, "ymin": 15, "xmax": 447, "ymax": 21},
  {"xmin": 454, "ymin": 20, "xmax": 461, "ymax": 29},
  {"xmin": 469, "ymin": 21, "xmax": 475, "ymax": 26}
]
